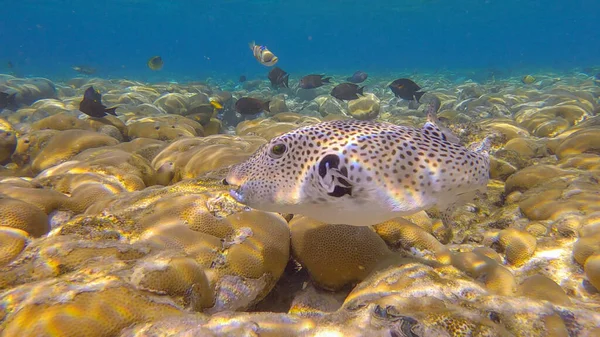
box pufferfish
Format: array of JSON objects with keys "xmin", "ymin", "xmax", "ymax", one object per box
[
  {"xmin": 225, "ymin": 115, "xmax": 491, "ymax": 227},
  {"xmin": 249, "ymin": 41, "xmax": 278, "ymax": 66}
]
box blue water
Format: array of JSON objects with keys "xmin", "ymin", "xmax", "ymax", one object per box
[{"xmin": 1, "ymin": 0, "xmax": 598, "ymax": 82}]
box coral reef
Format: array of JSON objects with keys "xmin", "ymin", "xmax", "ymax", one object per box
[{"xmin": 1, "ymin": 72, "xmax": 600, "ymax": 336}]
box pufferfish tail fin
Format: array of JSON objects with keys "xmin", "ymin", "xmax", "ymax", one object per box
[
  {"xmin": 468, "ymin": 137, "xmax": 492, "ymax": 154},
  {"xmin": 248, "ymin": 41, "xmax": 256, "ymax": 51},
  {"xmin": 468, "ymin": 130, "xmax": 503, "ymax": 154}
]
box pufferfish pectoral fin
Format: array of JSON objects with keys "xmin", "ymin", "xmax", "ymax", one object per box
[
  {"xmin": 438, "ymin": 189, "xmax": 483, "ymax": 228},
  {"xmin": 320, "ymin": 166, "xmax": 353, "ymax": 198},
  {"xmin": 439, "ymin": 207, "xmax": 456, "ymax": 229},
  {"xmin": 328, "ymin": 170, "xmax": 353, "ymax": 198},
  {"xmin": 318, "ymin": 154, "xmax": 353, "ymax": 198}
]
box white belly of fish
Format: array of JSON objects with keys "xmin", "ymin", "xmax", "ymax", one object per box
[{"xmin": 258, "ymin": 183, "xmax": 484, "ymax": 227}]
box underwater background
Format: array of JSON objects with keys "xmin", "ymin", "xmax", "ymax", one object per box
[
  {"xmin": 2, "ymin": 1, "xmax": 600, "ymax": 336},
  {"xmin": 2, "ymin": 0, "xmax": 599, "ymax": 81}
]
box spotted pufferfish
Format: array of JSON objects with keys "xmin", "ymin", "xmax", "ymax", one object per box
[{"xmin": 225, "ymin": 115, "xmax": 491, "ymax": 227}]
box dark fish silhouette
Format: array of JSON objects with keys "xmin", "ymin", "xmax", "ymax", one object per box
[
  {"xmin": 389, "ymin": 78, "xmax": 425, "ymax": 102},
  {"xmin": 299, "ymin": 74, "xmax": 331, "ymax": 89},
  {"xmin": 330, "ymin": 83, "xmax": 364, "ymax": 101},
  {"xmin": 72, "ymin": 65, "xmax": 96, "ymax": 75},
  {"xmin": 581, "ymin": 67, "xmax": 594, "ymax": 75},
  {"xmin": 0, "ymin": 92, "xmax": 16, "ymax": 110},
  {"xmin": 147, "ymin": 56, "xmax": 164, "ymax": 70},
  {"xmin": 239, "ymin": 75, "xmax": 247, "ymax": 83},
  {"xmin": 267, "ymin": 67, "xmax": 289, "ymax": 88},
  {"xmin": 346, "ymin": 71, "xmax": 368, "ymax": 83},
  {"xmin": 235, "ymin": 97, "xmax": 271, "ymax": 115},
  {"xmin": 79, "ymin": 86, "xmax": 118, "ymax": 118},
  {"xmin": 7, "ymin": 61, "xmax": 13, "ymax": 69}
]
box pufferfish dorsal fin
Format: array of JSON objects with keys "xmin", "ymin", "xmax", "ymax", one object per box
[{"xmin": 423, "ymin": 105, "xmax": 461, "ymax": 144}]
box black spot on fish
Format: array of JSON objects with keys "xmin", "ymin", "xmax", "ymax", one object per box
[{"xmin": 318, "ymin": 154, "xmax": 340, "ymax": 178}]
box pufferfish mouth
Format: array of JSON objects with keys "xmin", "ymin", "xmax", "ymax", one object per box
[
  {"xmin": 229, "ymin": 188, "xmax": 245, "ymax": 203},
  {"xmin": 222, "ymin": 177, "xmax": 245, "ymax": 203}
]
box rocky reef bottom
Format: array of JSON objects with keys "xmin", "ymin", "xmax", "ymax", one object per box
[{"xmin": 0, "ymin": 72, "xmax": 600, "ymax": 336}]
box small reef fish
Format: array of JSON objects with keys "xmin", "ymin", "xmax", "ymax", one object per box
[
  {"xmin": 147, "ymin": 56, "xmax": 164, "ymax": 70},
  {"xmin": 79, "ymin": 86, "xmax": 118, "ymax": 118},
  {"xmin": 389, "ymin": 78, "xmax": 425, "ymax": 102},
  {"xmin": 226, "ymin": 113, "xmax": 491, "ymax": 227},
  {"xmin": 299, "ymin": 74, "xmax": 331, "ymax": 89},
  {"xmin": 239, "ymin": 75, "xmax": 247, "ymax": 83},
  {"xmin": 209, "ymin": 99, "xmax": 223, "ymax": 110},
  {"xmin": 347, "ymin": 71, "xmax": 368, "ymax": 83},
  {"xmin": 235, "ymin": 97, "xmax": 271, "ymax": 115},
  {"xmin": 72, "ymin": 65, "xmax": 97, "ymax": 75},
  {"xmin": 330, "ymin": 83, "xmax": 364, "ymax": 101},
  {"xmin": 522, "ymin": 75, "xmax": 536, "ymax": 84},
  {"xmin": 7, "ymin": 61, "xmax": 14, "ymax": 69},
  {"xmin": 268, "ymin": 66, "xmax": 289, "ymax": 88},
  {"xmin": 0, "ymin": 92, "xmax": 16, "ymax": 110},
  {"xmin": 249, "ymin": 41, "xmax": 278, "ymax": 66}
]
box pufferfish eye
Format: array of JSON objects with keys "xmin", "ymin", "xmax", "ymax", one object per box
[{"xmin": 269, "ymin": 143, "xmax": 287, "ymax": 158}]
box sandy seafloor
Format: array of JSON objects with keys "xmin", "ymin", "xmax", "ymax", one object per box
[{"xmin": 0, "ymin": 71, "xmax": 600, "ymax": 336}]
